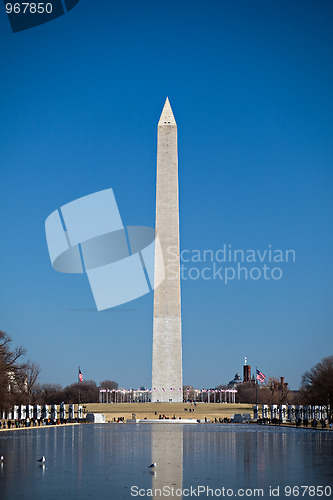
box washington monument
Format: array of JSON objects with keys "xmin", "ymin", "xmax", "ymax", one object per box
[{"xmin": 152, "ymin": 98, "xmax": 183, "ymax": 403}]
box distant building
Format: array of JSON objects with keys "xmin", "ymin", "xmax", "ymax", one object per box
[
  {"xmin": 273, "ymin": 377, "xmax": 288, "ymax": 392},
  {"xmin": 243, "ymin": 364, "xmax": 251, "ymax": 383},
  {"xmin": 228, "ymin": 371, "xmax": 242, "ymax": 388}
]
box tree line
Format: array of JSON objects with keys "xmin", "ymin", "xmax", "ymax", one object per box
[
  {"xmin": 227, "ymin": 357, "xmax": 333, "ymax": 411},
  {"xmin": 0, "ymin": 329, "xmax": 332, "ymax": 409},
  {"xmin": 29, "ymin": 379, "xmax": 119, "ymax": 405},
  {"xmin": 182, "ymin": 356, "xmax": 333, "ymax": 410},
  {"xmin": 0, "ymin": 330, "xmax": 40, "ymax": 410}
]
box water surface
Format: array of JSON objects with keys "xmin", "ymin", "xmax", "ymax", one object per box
[{"xmin": 0, "ymin": 424, "xmax": 332, "ymax": 499}]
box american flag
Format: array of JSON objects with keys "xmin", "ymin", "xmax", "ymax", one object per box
[
  {"xmin": 162, "ymin": 388, "xmax": 165, "ymax": 392},
  {"xmin": 78, "ymin": 368, "xmax": 83, "ymax": 383},
  {"xmin": 256, "ymin": 369, "xmax": 266, "ymax": 383}
]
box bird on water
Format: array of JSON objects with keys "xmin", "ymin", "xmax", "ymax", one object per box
[
  {"xmin": 148, "ymin": 463, "xmax": 157, "ymax": 469},
  {"xmin": 37, "ymin": 456, "xmax": 45, "ymax": 463}
]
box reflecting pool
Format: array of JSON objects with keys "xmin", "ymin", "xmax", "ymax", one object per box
[{"xmin": 0, "ymin": 424, "xmax": 332, "ymax": 499}]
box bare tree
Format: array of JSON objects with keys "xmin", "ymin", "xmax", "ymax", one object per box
[
  {"xmin": 99, "ymin": 380, "xmax": 118, "ymax": 390},
  {"xmin": 236, "ymin": 379, "xmax": 293, "ymax": 405},
  {"xmin": 0, "ymin": 330, "xmax": 27, "ymax": 409},
  {"xmin": 267, "ymin": 377, "xmax": 290, "ymax": 405},
  {"xmin": 23, "ymin": 361, "xmax": 41, "ymax": 403},
  {"xmin": 300, "ymin": 356, "xmax": 333, "ymax": 417},
  {"xmin": 62, "ymin": 380, "xmax": 99, "ymax": 403},
  {"xmin": 236, "ymin": 382, "xmax": 257, "ymax": 404},
  {"xmin": 37, "ymin": 384, "xmax": 64, "ymax": 404},
  {"xmin": 0, "ymin": 330, "xmax": 26, "ymax": 372}
]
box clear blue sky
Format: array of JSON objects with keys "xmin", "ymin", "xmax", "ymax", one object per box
[{"xmin": 1, "ymin": 1, "xmax": 332, "ymax": 390}]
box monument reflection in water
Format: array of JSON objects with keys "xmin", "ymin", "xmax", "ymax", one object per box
[
  {"xmin": 0, "ymin": 424, "xmax": 332, "ymax": 499},
  {"xmin": 150, "ymin": 425, "xmax": 183, "ymax": 498}
]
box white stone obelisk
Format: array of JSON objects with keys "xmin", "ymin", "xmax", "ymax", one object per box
[{"xmin": 152, "ymin": 98, "xmax": 182, "ymax": 403}]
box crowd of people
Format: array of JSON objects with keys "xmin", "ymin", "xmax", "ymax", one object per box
[
  {"xmin": 0, "ymin": 418, "xmax": 72, "ymax": 429},
  {"xmin": 257, "ymin": 417, "xmax": 332, "ymax": 428}
]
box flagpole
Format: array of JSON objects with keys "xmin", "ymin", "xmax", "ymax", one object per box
[
  {"xmin": 255, "ymin": 366, "xmax": 258, "ymax": 406},
  {"xmin": 78, "ymin": 366, "xmax": 80, "ymax": 420}
]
